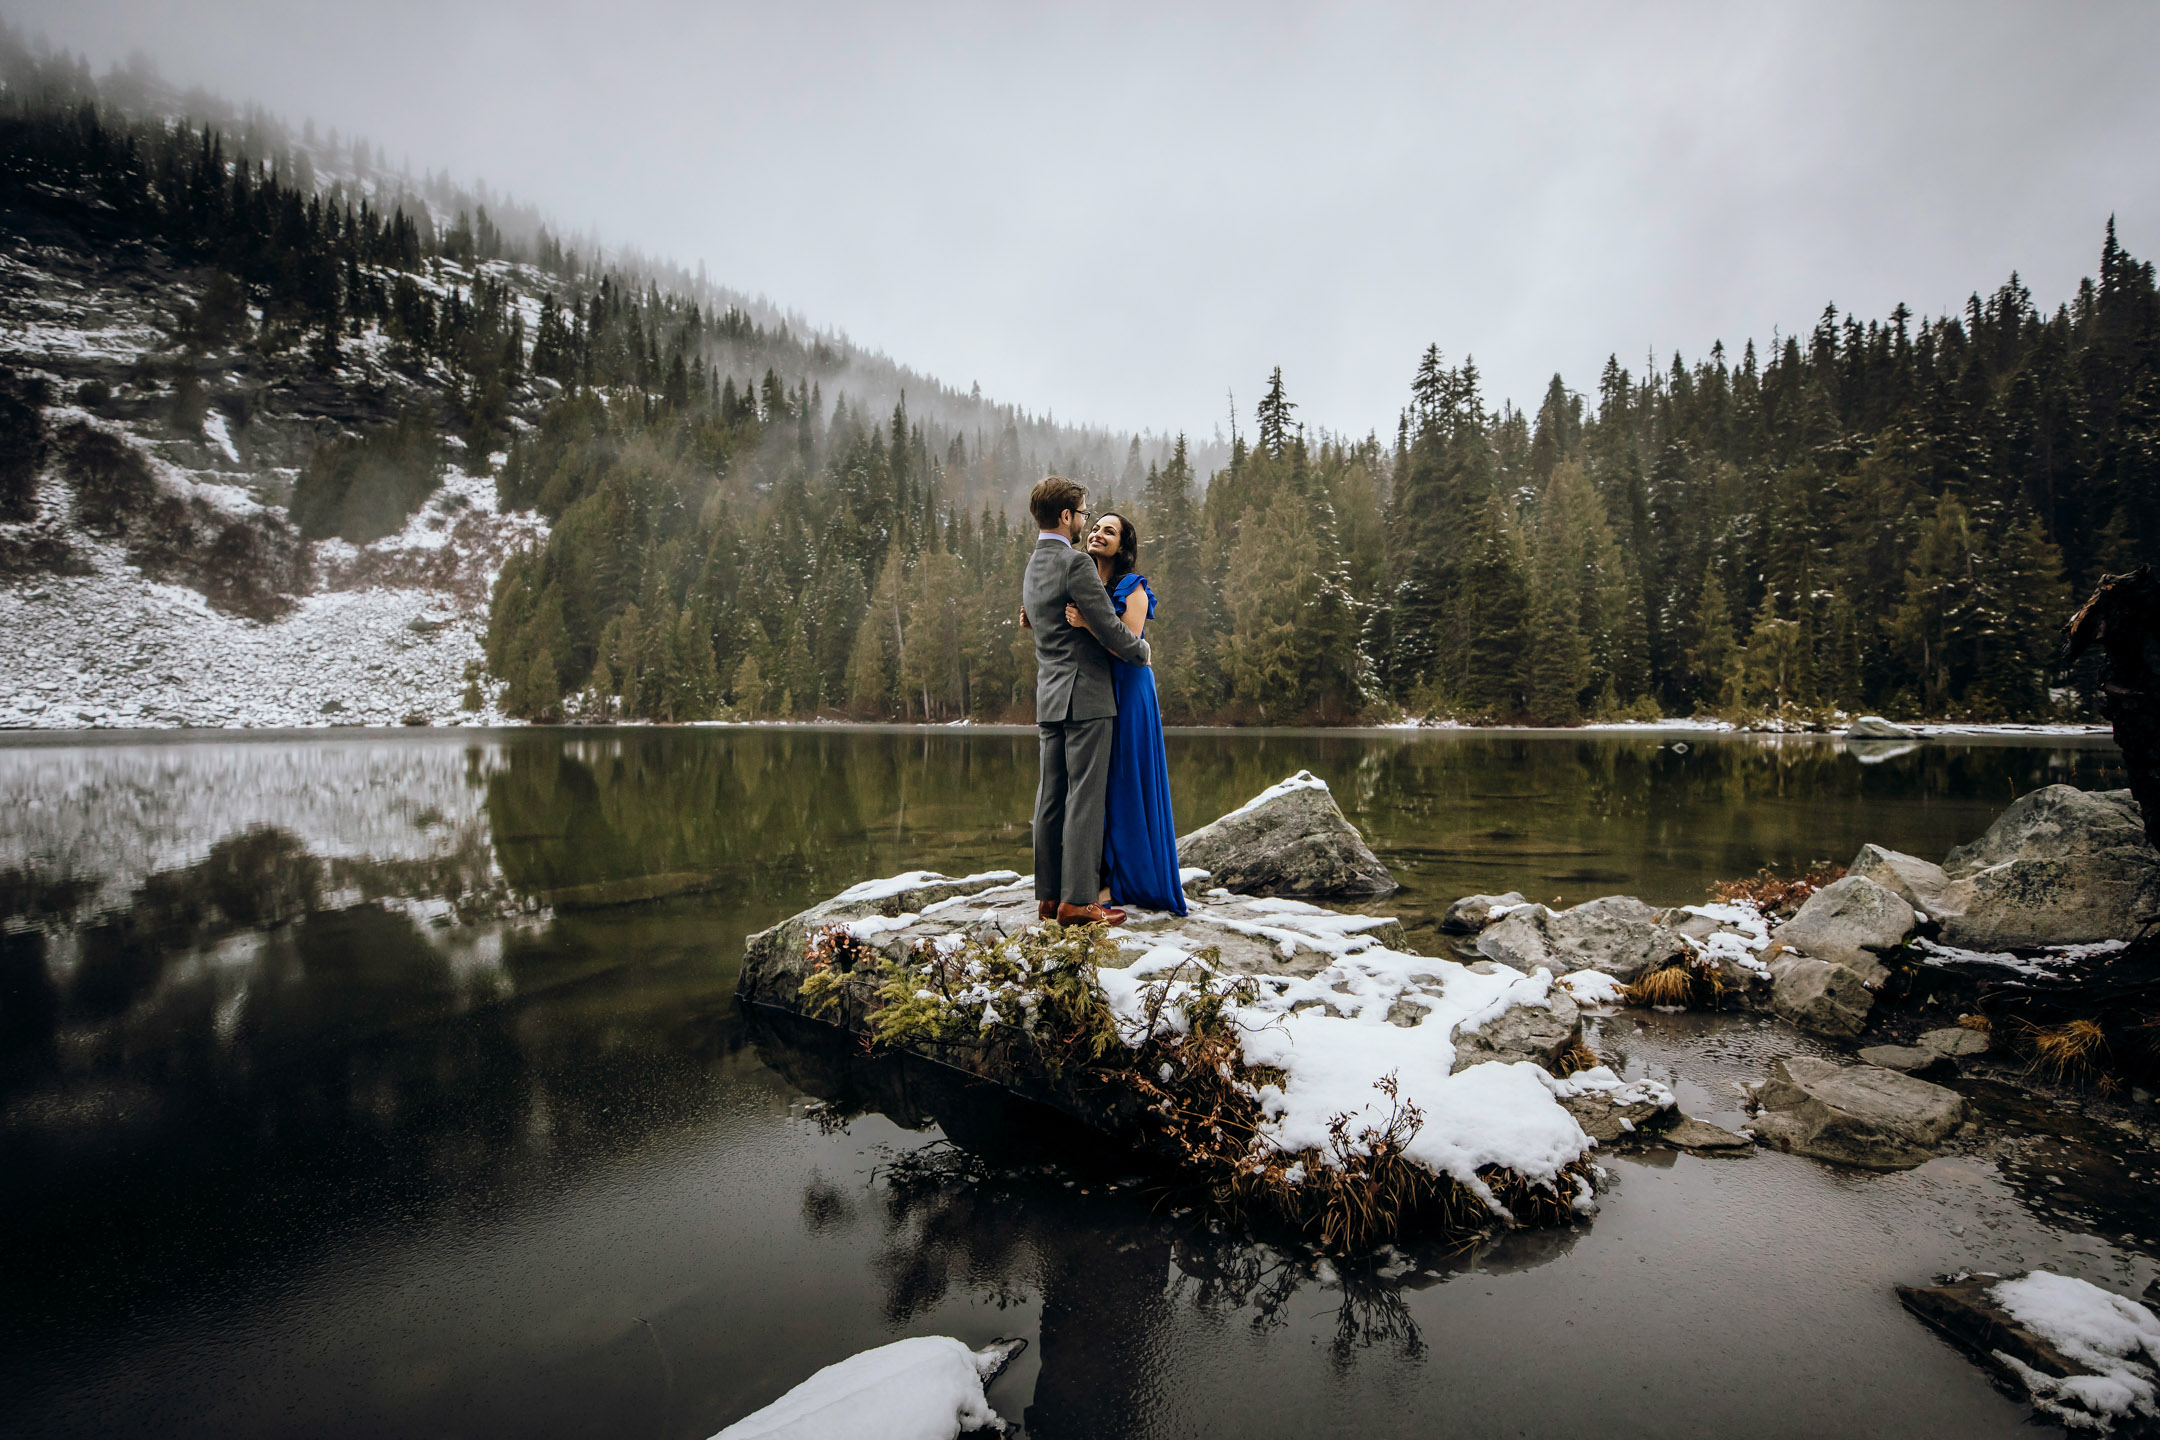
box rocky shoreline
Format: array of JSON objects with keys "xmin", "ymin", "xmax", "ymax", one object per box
[{"xmin": 739, "ymin": 767, "xmax": 2160, "ymax": 1429}]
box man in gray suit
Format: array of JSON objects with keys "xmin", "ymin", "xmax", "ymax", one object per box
[{"xmin": 1023, "ymin": 476, "xmax": 1151, "ymax": 926}]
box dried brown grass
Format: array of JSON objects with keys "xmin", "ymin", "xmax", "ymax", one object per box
[
  {"xmin": 2024, "ymin": 1018, "xmax": 2108, "ymax": 1085},
  {"xmin": 1711, "ymin": 862, "xmax": 1847, "ymax": 918},
  {"xmin": 1624, "ymin": 958, "xmax": 1726, "ymax": 1010},
  {"xmin": 1551, "ymin": 1035, "xmax": 1602, "ymax": 1077}
]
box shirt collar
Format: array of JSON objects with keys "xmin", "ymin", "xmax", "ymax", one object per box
[{"xmin": 1037, "ymin": 531, "xmax": 1073, "ymax": 547}]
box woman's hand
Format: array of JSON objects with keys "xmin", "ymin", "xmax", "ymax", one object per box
[
  {"xmin": 1063, "ymin": 603, "xmax": 1084, "ymax": 628},
  {"xmin": 1019, "ymin": 605, "xmax": 1031, "ymax": 630}
]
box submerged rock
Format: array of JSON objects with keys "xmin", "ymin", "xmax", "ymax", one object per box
[
  {"xmin": 1750, "ymin": 1055, "xmax": 1966, "ymax": 1169},
  {"xmin": 1846, "ymin": 715, "xmax": 1920, "ymax": 739},
  {"xmin": 1772, "ymin": 875, "xmax": 1916, "ymax": 986},
  {"xmin": 1175, "ymin": 771, "xmax": 1398, "ymax": 897},
  {"xmin": 1662, "ymin": 1116, "xmax": 1752, "ymax": 1151},
  {"xmin": 1939, "ymin": 785, "xmax": 2160, "ymax": 949},
  {"xmin": 1898, "ymin": 1271, "xmax": 2160, "ymax": 1435},
  {"xmin": 1767, "ymin": 955, "xmax": 1874, "ymax": 1037},
  {"xmin": 1441, "ymin": 891, "xmax": 1528, "ymax": 935},
  {"xmin": 1475, "ymin": 895, "xmax": 1684, "ymax": 981},
  {"xmin": 1847, "ymin": 843, "xmax": 1965, "ymax": 923}
]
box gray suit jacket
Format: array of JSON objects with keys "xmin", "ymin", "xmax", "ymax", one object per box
[{"xmin": 1024, "ymin": 538, "xmax": 1151, "ymax": 722}]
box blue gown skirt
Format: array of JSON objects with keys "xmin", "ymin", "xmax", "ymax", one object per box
[{"xmin": 1103, "ymin": 574, "xmax": 1186, "ymax": 915}]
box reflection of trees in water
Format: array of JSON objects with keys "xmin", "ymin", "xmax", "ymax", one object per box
[
  {"xmin": 481, "ymin": 730, "xmax": 1040, "ymax": 915},
  {"xmin": 0, "ymin": 817, "xmax": 744, "ymax": 1341},
  {"xmin": 1174, "ymin": 733, "xmax": 2124, "ymax": 911}
]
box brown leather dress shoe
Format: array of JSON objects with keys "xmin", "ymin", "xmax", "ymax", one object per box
[
  {"xmin": 1056, "ymin": 901, "xmax": 1126, "ymax": 927},
  {"xmin": 1037, "ymin": 900, "xmax": 1059, "ymax": 921}
]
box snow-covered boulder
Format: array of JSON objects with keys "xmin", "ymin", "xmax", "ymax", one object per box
[
  {"xmin": 715, "ymin": 1335, "xmax": 1027, "ymax": 1440},
  {"xmin": 739, "ymin": 856, "xmax": 1667, "ymax": 1246},
  {"xmin": 1440, "ymin": 891, "xmax": 1527, "ymax": 934},
  {"xmin": 1771, "ymin": 875, "xmax": 1916, "ymax": 986},
  {"xmin": 1750, "ymin": 1055, "xmax": 1965, "ymax": 1169},
  {"xmin": 1766, "ymin": 955, "xmax": 1873, "ymax": 1037},
  {"xmin": 1847, "ymin": 843, "xmax": 1964, "ymax": 923},
  {"xmin": 1898, "ymin": 1271, "xmax": 2160, "ymax": 1434},
  {"xmin": 1475, "ymin": 895, "xmax": 1684, "ymax": 981},
  {"xmin": 1846, "ymin": 715, "xmax": 1920, "ymax": 739},
  {"xmin": 1175, "ymin": 771, "xmax": 1397, "ymax": 897},
  {"xmin": 1940, "ymin": 786, "xmax": 2160, "ymax": 949}
]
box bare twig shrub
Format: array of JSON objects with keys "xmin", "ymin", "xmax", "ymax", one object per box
[{"xmin": 1711, "ymin": 862, "xmax": 1847, "ymax": 918}]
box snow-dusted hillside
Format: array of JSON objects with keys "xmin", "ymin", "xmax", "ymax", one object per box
[{"xmin": 0, "ymin": 225, "xmax": 549, "ymax": 729}]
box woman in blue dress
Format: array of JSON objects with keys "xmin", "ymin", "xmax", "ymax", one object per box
[{"xmin": 1063, "ymin": 511, "xmax": 1187, "ymax": 916}]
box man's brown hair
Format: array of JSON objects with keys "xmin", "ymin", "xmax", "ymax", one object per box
[{"xmin": 1029, "ymin": 475, "xmax": 1086, "ymax": 531}]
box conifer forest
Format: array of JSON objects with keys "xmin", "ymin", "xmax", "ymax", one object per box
[{"xmin": 5, "ymin": 38, "xmax": 2158, "ymax": 729}]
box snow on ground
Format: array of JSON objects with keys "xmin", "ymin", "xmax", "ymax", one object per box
[
  {"xmin": 0, "ymin": 467, "xmax": 545, "ymax": 730},
  {"xmin": 1076, "ymin": 895, "xmax": 1666, "ymax": 1215},
  {"xmin": 716, "ymin": 1336, "xmax": 1019, "ymax": 1440},
  {"xmin": 1988, "ymin": 1270, "xmax": 2160, "ymax": 1431}
]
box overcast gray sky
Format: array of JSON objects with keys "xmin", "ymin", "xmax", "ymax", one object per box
[{"xmin": 10, "ymin": 1, "xmax": 2160, "ymax": 440}]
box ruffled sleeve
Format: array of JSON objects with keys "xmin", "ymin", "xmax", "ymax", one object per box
[{"xmin": 1112, "ymin": 572, "xmax": 1157, "ymax": 617}]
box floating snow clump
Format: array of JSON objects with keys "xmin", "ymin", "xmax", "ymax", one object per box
[{"xmin": 714, "ymin": 1335, "xmax": 1026, "ymax": 1440}]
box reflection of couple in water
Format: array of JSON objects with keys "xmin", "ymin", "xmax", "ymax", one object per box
[{"xmin": 1022, "ymin": 475, "xmax": 1186, "ymax": 925}]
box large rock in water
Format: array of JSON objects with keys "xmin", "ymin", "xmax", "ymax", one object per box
[
  {"xmin": 1175, "ymin": 771, "xmax": 1397, "ymax": 897},
  {"xmin": 1939, "ymin": 785, "xmax": 2160, "ymax": 949},
  {"xmin": 1476, "ymin": 895, "xmax": 1684, "ymax": 981},
  {"xmin": 1750, "ymin": 1055, "xmax": 1966, "ymax": 1169},
  {"xmin": 1846, "ymin": 715, "xmax": 1920, "ymax": 739},
  {"xmin": 1772, "ymin": 875, "xmax": 1916, "ymax": 986}
]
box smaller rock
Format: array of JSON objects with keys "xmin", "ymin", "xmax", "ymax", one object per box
[
  {"xmin": 1768, "ymin": 955, "xmax": 1874, "ymax": 1037},
  {"xmin": 1751, "ymin": 1055, "xmax": 1966, "ymax": 1169},
  {"xmin": 1857, "ymin": 1043, "xmax": 1955, "ymax": 1078},
  {"xmin": 1450, "ymin": 987, "xmax": 1581, "ymax": 1073},
  {"xmin": 1476, "ymin": 895, "xmax": 1684, "ymax": 981},
  {"xmin": 1917, "ymin": 1026, "xmax": 1989, "ymax": 1058},
  {"xmin": 1773, "ymin": 875, "xmax": 1916, "ymax": 986},
  {"xmin": 1559, "ymin": 1088, "xmax": 1673, "ymax": 1143},
  {"xmin": 1847, "ymin": 843, "xmax": 1964, "ymax": 922},
  {"xmin": 1440, "ymin": 891, "xmax": 1528, "ymax": 935},
  {"xmin": 1846, "ymin": 715, "xmax": 1920, "ymax": 739},
  {"xmin": 1662, "ymin": 1117, "xmax": 1751, "ymax": 1151}
]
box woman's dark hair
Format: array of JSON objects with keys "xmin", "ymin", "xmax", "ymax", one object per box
[{"xmin": 1098, "ymin": 510, "xmax": 1139, "ymax": 580}]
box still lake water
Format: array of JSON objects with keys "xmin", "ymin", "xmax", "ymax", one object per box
[{"xmin": 3, "ymin": 725, "xmax": 2154, "ymax": 1439}]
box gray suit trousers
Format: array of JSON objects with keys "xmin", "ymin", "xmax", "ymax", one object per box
[{"xmin": 1035, "ymin": 716, "xmax": 1114, "ymax": 907}]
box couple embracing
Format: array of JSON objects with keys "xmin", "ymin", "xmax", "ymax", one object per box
[{"xmin": 1023, "ymin": 475, "xmax": 1187, "ymax": 926}]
